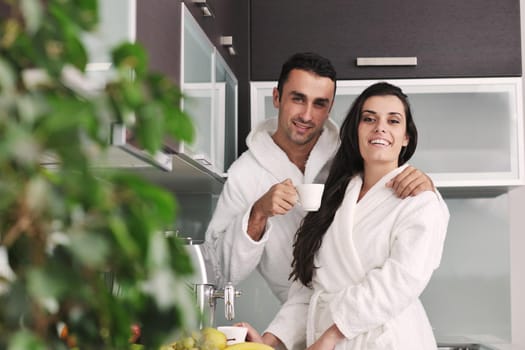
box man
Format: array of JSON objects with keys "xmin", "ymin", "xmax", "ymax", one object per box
[{"xmin": 203, "ymin": 52, "xmax": 435, "ymax": 304}]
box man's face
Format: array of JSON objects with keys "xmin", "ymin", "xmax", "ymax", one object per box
[{"xmin": 272, "ymin": 69, "xmax": 335, "ymax": 147}]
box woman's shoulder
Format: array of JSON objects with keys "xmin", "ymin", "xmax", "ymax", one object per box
[{"xmin": 400, "ymin": 190, "xmax": 444, "ymax": 213}]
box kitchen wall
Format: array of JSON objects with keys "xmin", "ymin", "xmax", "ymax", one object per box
[{"xmin": 509, "ymin": 1, "xmax": 525, "ymax": 346}]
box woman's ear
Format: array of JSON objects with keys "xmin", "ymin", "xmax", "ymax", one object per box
[{"xmin": 403, "ymin": 134, "xmax": 409, "ymax": 147}]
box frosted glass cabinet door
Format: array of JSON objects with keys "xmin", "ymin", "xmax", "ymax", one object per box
[
  {"xmin": 250, "ymin": 78, "xmax": 524, "ymax": 189},
  {"xmin": 83, "ymin": 0, "xmax": 136, "ymax": 66},
  {"xmin": 182, "ymin": 5, "xmax": 212, "ymax": 84},
  {"xmin": 180, "ymin": 4, "xmax": 238, "ymax": 176},
  {"xmin": 215, "ymin": 53, "xmax": 238, "ymax": 174},
  {"xmin": 182, "ymin": 83, "xmax": 226, "ymax": 172}
]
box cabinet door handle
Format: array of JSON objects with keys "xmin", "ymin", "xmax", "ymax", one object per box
[{"xmin": 356, "ymin": 57, "xmax": 418, "ymax": 66}]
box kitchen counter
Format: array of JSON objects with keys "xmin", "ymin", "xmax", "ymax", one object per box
[{"xmin": 438, "ymin": 335, "xmax": 525, "ymax": 350}]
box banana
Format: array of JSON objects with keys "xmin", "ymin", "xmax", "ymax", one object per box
[{"xmin": 226, "ymin": 342, "xmax": 274, "ymax": 350}]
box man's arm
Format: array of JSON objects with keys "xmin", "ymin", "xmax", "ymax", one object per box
[{"xmin": 204, "ymin": 168, "xmax": 298, "ymax": 287}]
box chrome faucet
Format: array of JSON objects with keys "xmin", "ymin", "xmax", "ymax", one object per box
[
  {"xmin": 175, "ymin": 233, "xmax": 242, "ymax": 327},
  {"xmin": 194, "ymin": 282, "xmax": 242, "ymax": 328}
]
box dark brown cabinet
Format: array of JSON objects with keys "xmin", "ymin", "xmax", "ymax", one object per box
[
  {"xmin": 250, "ymin": 0, "xmax": 522, "ymax": 80},
  {"xmin": 136, "ymin": 0, "xmax": 249, "ymax": 83},
  {"xmin": 136, "ymin": 0, "xmax": 251, "ymax": 155}
]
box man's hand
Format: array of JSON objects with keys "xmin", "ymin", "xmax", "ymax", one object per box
[
  {"xmin": 386, "ymin": 165, "xmax": 435, "ymax": 198},
  {"xmin": 247, "ymin": 179, "xmax": 297, "ymax": 241}
]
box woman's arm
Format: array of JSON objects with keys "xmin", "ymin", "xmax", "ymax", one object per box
[{"xmin": 306, "ymin": 324, "xmax": 345, "ymax": 350}]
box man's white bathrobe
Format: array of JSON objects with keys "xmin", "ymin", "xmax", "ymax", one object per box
[
  {"xmin": 203, "ymin": 118, "xmax": 340, "ymax": 303},
  {"xmin": 266, "ymin": 165, "xmax": 449, "ymax": 350}
]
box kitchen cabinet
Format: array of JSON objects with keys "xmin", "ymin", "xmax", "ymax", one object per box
[
  {"xmin": 251, "ymin": 78, "xmax": 525, "ymax": 194},
  {"xmin": 182, "ymin": 0, "xmax": 248, "ymax": 80},
  {"xmin": 250, "ymin": 0, "xmax": 521, "ymax": 80},
  {"xmin": 78, "ymin": 0, "xmax": 175, "ymax": 171},
  {"xmin": 182, "ymin": 0, "xmax": 250, "ymax": 157},
  {"xmin": 80, "ymin": 0, "xmax": 239, "ymax": 179},
  {"xmin": 180, "ymin": 4, "xmax": 238, "ymax": 175}
]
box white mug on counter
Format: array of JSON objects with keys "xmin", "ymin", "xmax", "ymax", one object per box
[{"xmin": 296, "ymin": 183, "xmax": 325, "ymax": 211}]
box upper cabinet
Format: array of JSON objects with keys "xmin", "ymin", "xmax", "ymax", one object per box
[
  {"xmin": 180, "ymin": 4, "xmax": 238, "ymax": 175},
  {"xmin": 251, "ymin": 77, "xmax": 525, "ymax": 195},
  {"xmin": 250, "ymin": 0, "xmax": 522, "ymax": 80}
]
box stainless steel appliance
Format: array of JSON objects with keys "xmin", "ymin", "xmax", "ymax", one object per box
[{"xmin": 179, "ymin": 235, "xmax": 241, "ymax": 328}]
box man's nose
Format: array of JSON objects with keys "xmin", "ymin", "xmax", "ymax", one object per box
[{"xmin": 300, "ymin": 103, "xmax": 315, "ymax": 121}]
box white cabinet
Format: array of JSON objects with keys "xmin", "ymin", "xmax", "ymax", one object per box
[
  {"xmin": 180, "ymin": 4, "xmax": 238, "ymax": 176},
  {"xmin": 251, "ymin": 78, "xmax": 525, "ymax": 192}
]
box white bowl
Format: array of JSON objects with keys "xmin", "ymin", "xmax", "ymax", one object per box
[{"xmin": 217, "ymin": 326, "xmax": 248, "ymax": 345}]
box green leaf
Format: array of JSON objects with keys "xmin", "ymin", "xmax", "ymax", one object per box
[
  {"xmin": 8, "ymin": 330, "xmax": 47, "ymax": 350},
  {"xmin": 134, "ymin": 102, "xmax": 163, "ymax": 154},
  {"xmin": 109, "ymin": 216, "xmax": 140, "ymax": 258},
  {"xmin": 0, "ymin": 58, "xmax": 16, "ymax": 92},
  {"xmin": 166, "ymin": 107, "xmax": 195, "ymax": 144},
  {"xmin": 27, "ymin": 267, "xmax": 68, "ymax": 300},
  {"xmin": 69, "ymin": 232, "xmax": 110, "ymax": 268},
  {"xmin": 111, "ymin": 43, "xmax": 148, "ymax": 78}
]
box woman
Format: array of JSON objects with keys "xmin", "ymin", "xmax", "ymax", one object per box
[{"xmin": 246, "ymin": 82, "xmax": 449, "ymax": 350}]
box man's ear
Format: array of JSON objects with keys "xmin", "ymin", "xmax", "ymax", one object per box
[{"xmin": 272, "ymin": 87, "xmax": 280, "ymax": 108}]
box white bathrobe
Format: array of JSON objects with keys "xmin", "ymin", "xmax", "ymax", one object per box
[
  {"xmin": 203, "ymin": 118, "xmax": 340, "ymax": 303},
  {"xmin": 267, "ymin": 165, "xmax": 449, "ymax": 350}
]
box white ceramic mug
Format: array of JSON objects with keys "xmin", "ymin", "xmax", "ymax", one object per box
[
  {"xmin": 217, "ymin": 326, "xmax": 248, "ymax": 345},
  {"xmin": 296, "ymin": 184, "xmax": 325, "ymax": 211}
]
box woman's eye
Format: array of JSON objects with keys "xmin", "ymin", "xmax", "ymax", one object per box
[{"xmin": 362, "ymin": 116, "xmax": 374, "ymax": 123}]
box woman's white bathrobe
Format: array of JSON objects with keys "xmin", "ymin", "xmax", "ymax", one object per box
[{"xmin": 266, "ymin": 165, "xmax": 449, "ymax": 350}]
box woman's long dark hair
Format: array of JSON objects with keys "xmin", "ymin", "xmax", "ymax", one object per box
[{"xmin": 290, "ymin": 82, "xmax": 419, "ymax": 286}]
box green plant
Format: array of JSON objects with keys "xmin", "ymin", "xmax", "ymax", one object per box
[{"xmin": 0, "ymin": 0, "xmax": 197, "ymax": 349}]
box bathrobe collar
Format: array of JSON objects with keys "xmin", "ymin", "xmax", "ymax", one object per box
[{"xmin": 246, "ymin": 117, "xmax": 340, "ymax": 184}]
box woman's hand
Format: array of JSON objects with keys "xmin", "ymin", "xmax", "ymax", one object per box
[
  {"xmin": 306, "ymin": 324, "xmax": 344, "ymax": 350},
  {"xmin": 234, "ymin": 322, "xmax": 285, "ymax": 349},
  {"xmin": 233, "ymin": 322, "xmax": 263, "ymax": 343}
]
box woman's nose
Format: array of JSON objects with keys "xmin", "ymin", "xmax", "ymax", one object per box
[{"xmin": 374, "ymin": 120, "xmax": 388, "ymax": 133}]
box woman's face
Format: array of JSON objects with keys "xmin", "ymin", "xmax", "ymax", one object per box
[{"xmin": 357, "ymin": 95, "xmax": 409, "ymax": 169}]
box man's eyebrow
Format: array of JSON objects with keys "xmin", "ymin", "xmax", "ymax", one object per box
[
  {"xmin": 289, "ymin": 91, "xmax": 330, "ymax": 104},
  {"xmin": 290, "ymin": 90, "xmax": 305, "ymax": 98},
  {"xmin": 313, "ymin": 97, "xmax": 331, "ymax": 104}
]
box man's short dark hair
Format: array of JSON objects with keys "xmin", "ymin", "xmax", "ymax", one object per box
[{"xmin": 276, "ymin": 52, "xmax": 337, "ymax": 99}]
